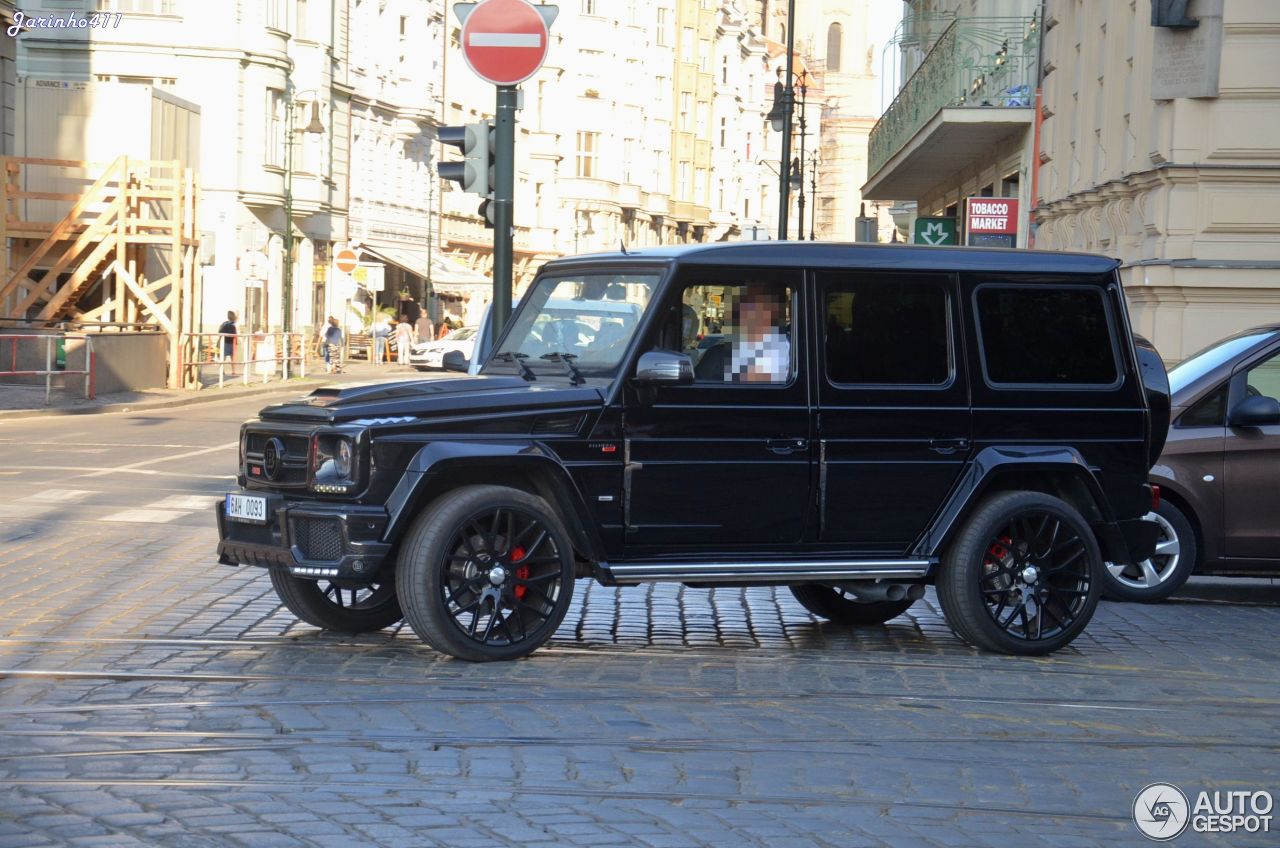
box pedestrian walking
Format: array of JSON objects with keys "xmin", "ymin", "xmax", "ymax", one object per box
[
  {"xmin": 322, "ymin": 316, "xmax": 344, "ymax": 373},
  {"xmin": 373, "ymin": 313, "xmax": 391, "ymax": 362},
  {"xmin": 396, "ymin": 313, "xmax": 415, "ymax": 365},
  {"xmin": 415, "ymin": 312, "xmax": 436, "ymax": 343},
  {"xmin": 218, "ymin": 310, "xmax": 238, "ymax": 376}
]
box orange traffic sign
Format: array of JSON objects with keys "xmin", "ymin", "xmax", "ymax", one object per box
[{"xmin": 334, "ymin": 248, "xmax": 359, "ymax": 274}]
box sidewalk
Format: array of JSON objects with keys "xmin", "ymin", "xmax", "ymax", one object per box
[{"xmin": 0, "ymin": 361, "xmax": 439, "ymax": 420}]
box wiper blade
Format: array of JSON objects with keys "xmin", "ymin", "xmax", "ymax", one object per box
[
  {"xmin": 494, "ymin": 351, "xmax": 537, "ymax": 381},
  {"xmin": 540, "ymin": 351, "xmax": 586, "ymax": 386}
]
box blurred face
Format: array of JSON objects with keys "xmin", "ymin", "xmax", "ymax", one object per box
[{"xmin": 738, "ymin": 289, "xmax": 782, "ymax": 337}]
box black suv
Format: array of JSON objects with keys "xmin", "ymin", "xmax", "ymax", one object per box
[{"xmin": 217, "ymin": 243, "xmax": 1169, "ymax": 661}]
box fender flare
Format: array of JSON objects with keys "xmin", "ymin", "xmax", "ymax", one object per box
[
  {"xmin": 913, "ymin": 446, "xmax": 1116, "ymax": 559},
  {"xmin": 381, "ymin": 440, "xmax": 606, "ymax": 562}
]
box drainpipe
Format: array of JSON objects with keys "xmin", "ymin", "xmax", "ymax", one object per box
[{"xmin": 1029, "ymin": 1, "xmax": 1046, "ymax": 247}]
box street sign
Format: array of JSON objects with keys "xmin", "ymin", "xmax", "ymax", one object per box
[
  {"xmin": 965, "ymin": 198, "xmax": 1019, "ymax": 235},
  {"xmin": 334, "ymin": 248, "xmax": 359, "ymax": 274},
  {"xmin": 913, "ymin": 217, "xmax": 958, "ymax": 246},
  {"xmin": 355, "ymin": 263, "xmax": 385, "ymax": 292},
  {"xmin": 458, "ymin": 0, "xmax": 554, "ymax": 86}
]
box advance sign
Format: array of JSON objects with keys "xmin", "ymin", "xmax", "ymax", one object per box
[{"xmin": 456, "ymin": 0, "xmax": 559, "ymax": 87}]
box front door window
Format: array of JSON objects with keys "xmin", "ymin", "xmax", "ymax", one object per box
[{"xmin": 622, "ymin": 271, "xmax": 809, "ymax": 551}]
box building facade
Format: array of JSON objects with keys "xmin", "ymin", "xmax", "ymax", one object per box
[
  {"xmin": 1035, "ymin": 0, "xmax": 1280, "ymax": 360},
  {"xmin": 862, "ymin": 0, "xmax": 1041, "ymax": 247}
]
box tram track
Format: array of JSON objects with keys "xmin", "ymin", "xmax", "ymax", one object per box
[
  {"xmin": 0, "ymin": 776, "xmax": 1134, "ymax": 825},
  {"xmin": 0, "ymin": 670, "xmax": 1274, "ymax": 718}
]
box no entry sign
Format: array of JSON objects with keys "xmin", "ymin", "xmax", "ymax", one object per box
[
  {"xmin": 460, "ymin": 0, "xmax": 553, "ymax": 86},
  {"xmin": 334, "ymin": 248, "xmax": 359, "ymax": 274}
]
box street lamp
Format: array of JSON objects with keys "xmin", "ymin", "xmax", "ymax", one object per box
[{"xmin": 282, "ymin": 88, "xmax": 325, "ymax": 333}]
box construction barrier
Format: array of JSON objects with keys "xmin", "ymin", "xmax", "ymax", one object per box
[{"xmin": 180, "ymin": 332, "xmax": 307, "ymax": 389}]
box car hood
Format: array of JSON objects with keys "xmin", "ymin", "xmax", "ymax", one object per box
[{"xmin": 256, "ymin": 375, "xmax": 605, "ymax": 424}]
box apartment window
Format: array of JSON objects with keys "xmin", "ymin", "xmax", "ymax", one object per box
[
  {"xmin": 678, "ymin": 162, "xmax": 691, "ymax": 198},
  {"xmin": 581, "ymin": 0, "xmax": 597, "ymax": 14},
  {"xmin": 695, "ymin": 102, "xmax": 709, "ymax": 137},
  {"xmin": 717, "ymin": 179, "xmax": 725, "ymax": 210},
  {"xmin": 719, "ymin": 117, "xmax": 727, "ymax": 147},
  {"xmin": 698, "ymin": 39, "xmax": 711, "ymax": 73},
  {"xmin": 97, "ymin": 0, "xmax": 179, "ymax": 13},
  {"xmin": 979, "ymin": 183, "xmax": 995, "ymax": 198},
  {"xmin": 827, "ymin": 23, "xmax": 843, "ymax": 73},
  {"xmin": 266, "ymin": 89, "xmax": 285, "ymax": 167},
  {"xmin": 722, "ymin": 56, "xmax": 729, "ymax": 84},
  {"xmin": 576, "ymin": 131, "xmax": 599, "ymax": 178},
  {"xmin": 681, "ymin": 27, "xmax": 695, "ymax": 63},
  {"xmin": 622, "ymin": 138, "xmax": 637, "ymax": 183},
  {"xmin": 295, "ymin": 0, "xmax": 306, "ymax": 38},
  {"xmin": 656, "ymin": 8, "xmax": 670, "ymax": 46},
  {"xmin": 1001, "ymin": 172, "xmax": 1021, "ymax": 197},
  {"xmin": 679, "ymin": 92, "xmax": 692, "ymax": 131},
  {"xmin": 694, "ymin": 168, "xmax": 707, "ymax": 204}
]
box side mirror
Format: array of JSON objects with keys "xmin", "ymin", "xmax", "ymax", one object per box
[
  {"xmin": 1229, "ymin": 394, "xmax": 1280, "ymax": 428},
  {"xmin": 635, "ymin": 350, "xmax": 694, "ymax": 385},
  {"xmin": 442, "ymin": 350, "xmax": 469, "ymax": 373}
]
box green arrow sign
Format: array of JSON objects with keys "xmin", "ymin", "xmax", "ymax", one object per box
[{"xmin": 913, "ymin": 217, "xmax": 957, "ymax": 246}]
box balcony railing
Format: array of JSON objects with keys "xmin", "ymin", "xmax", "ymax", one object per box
[{"xmin": 868, "ymin": 14, "xmax": 1040, "ymax": 177}]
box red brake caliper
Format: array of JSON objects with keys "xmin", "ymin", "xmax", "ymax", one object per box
[
  {"xmin": 511, "ymin": 546, "xmax": 529, "ymax": 600},
  {"xmin": 987, "ymin": 535, "xmax": 1014, "ymax": 570}
]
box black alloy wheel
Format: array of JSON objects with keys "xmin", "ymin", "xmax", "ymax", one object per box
[
  {"xmin": 397, "ymin": 485, "xmax": 575, "ymax": 661},
  {"xmin": 269, "ymin": 567, "xmax": 403, "ymax": 632},
  {"xmin": 789, "ymin": 584, "xmax": 915, "ymax": 625},
  {"xmin": 937, "ymin": 491, "xmax": 1101, "ymax": 655}
]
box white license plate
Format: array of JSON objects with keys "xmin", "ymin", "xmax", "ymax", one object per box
[{"xmin": 226, "ymin": 493, "xmax": 268, "ymax": 524}]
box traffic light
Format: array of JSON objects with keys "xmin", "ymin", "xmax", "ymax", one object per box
[
  {"xmin": 437, "ymin": 121, "xmax": 494, "ymax": 196},
  {"xmin": 478, "ymin": 197, "xmax": 495, "ymax": 230}
]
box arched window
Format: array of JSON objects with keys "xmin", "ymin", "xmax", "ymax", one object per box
[{"xmin": 827, "ymin": 22, "xmax": 843, "ymax": 72}]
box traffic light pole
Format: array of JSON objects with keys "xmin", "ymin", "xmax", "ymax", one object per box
[{"xmin": 491, "ymin": 84, "xmax": 518, "ymax": 343}]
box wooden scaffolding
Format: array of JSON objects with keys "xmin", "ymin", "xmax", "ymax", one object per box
[{"xmin": 0, "ymin": 156, "xmax": 200, "ymax": 388}]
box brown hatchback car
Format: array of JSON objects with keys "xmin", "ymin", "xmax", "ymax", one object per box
[{"xmin": 1101, "ymin": 326, "xmax": 1280, "ymax": 602}]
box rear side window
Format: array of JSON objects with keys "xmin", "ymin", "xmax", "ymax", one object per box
[
  {"xmin": 975, "ymin": 286, "xmax": 1118, "ymax": 386},
  {"xmin": 823, "ymin": 276, "xmax": 950, "ymax": 385}
]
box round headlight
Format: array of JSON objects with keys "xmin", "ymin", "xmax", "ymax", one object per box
[{"xmin": 336, "ymin": 438, "xmax": 354, "ymax": 478}]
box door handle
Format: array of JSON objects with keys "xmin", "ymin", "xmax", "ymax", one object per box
[
  {"xmin": 767, "ymin": 438, "xmax": 808, "ymax": 455},
  {"xmin": 929, "ymin": 437, "xmax": 970, "ymax": 455}
]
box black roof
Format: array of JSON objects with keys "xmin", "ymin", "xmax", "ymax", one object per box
[{"xmin": 542, "ymin": 241, "xmax": 1121, "ymax": 275}]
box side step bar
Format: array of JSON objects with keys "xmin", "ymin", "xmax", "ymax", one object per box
[{"xmin": 601, "ymin": 559, "xmax": 934, "ymax": 585}]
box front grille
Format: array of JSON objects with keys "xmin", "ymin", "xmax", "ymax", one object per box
[
  {"xmin": 293, "ymin": 517, "xmax": 344, "ymax": 562},
  {"xmin": 245, "ymin": 430, "xmax": 311, "ymax": 488}
]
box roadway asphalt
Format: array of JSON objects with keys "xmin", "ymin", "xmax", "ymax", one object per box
[{"xmin": 0, "ymin": 388, "xmax": 1277, "ymax": 847}]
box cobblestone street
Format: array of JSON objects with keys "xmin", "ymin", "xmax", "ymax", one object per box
[{"xmin": 1, "ymin": 391, "xmax": 1277, "ymax": 847}]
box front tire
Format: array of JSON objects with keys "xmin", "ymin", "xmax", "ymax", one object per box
[
  {"xmin": 936, "ymin": 491, "xmax": 1101, "ymax": 656},
  {"xmin": 396, "ymin": 485, "xmax": 575, "ymax": 661},
  {"xmin": 789, "ymin": 585, "xmax": 915, "ymax": 625},
  {"xmin": 269, "ymin": 567, "xmax": 402, "ymax": 632},
  {"xmin": 1100, "ymin": 501, "xmax": 1196, "ymax": 603}
]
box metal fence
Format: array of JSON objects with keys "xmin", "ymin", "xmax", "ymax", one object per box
[
  {"xmin": 181, "ymin": 332, "xmax": 307, "ymax": 389},
  {"xmin": 0, "ymin": 333, "xmax": 95, "ymax": 404}
]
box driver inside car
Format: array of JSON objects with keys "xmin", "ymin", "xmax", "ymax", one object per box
[{"xmin": 727, "ymin": 284, "xmax": 790, "ymax": 383}]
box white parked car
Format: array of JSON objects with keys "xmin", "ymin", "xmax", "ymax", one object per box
[{"xmin": 408, "ymin": 326, "xmax": 478, "ymax": 371}]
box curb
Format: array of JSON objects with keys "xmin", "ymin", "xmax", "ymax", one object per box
[{"xmin": 0, "ymin": 378, "xmax": 327, "ymax": 421}]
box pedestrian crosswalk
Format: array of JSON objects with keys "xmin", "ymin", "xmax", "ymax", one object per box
[{"xmin": 0, "ymin": 488, "xmax": 219, "ymax": 525}]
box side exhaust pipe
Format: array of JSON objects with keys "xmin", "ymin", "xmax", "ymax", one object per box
[{"xmin": 839, "ymin": 582, "xmax": 926, "ymax": 603}]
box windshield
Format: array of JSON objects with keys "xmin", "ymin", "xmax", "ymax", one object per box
[
  {"xmin": 445, "ymin": 327, "xmax": 476, "ymax": 341},
  {"xmin": 484, "ymin": 271, "xmax": 660, "ymax": 378},
  {"xmin": 1168, "ymin": 331, "xmax": 1276, "ymax": 394}
]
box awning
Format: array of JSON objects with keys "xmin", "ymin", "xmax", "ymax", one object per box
[{"xmin": 360, "ymin": 244, "xmax": 492, "ymax": 295}]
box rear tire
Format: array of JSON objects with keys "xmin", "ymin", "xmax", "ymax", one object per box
[
  {"xmin": 269, "ymin": 567, "xmax": 402, "ymax": 633},
  {"xmin": 396, "ymin": 485, "xmax": 575, "ymax": 661},
  {"xmin": 1100, "ymin": 501, "xmax": 1197, "ymax": 603},
  {"xmin": 789, "ymin": 585, "xmax": 915, "ymax": 625},
  {"xmin": 936, "ymin": 491, "xmax": 1101, "ymax": 656}
]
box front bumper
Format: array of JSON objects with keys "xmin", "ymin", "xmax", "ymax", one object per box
[{"xmin": 215, "ymin": 493, "xmax": 392, "ymax": 581}]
